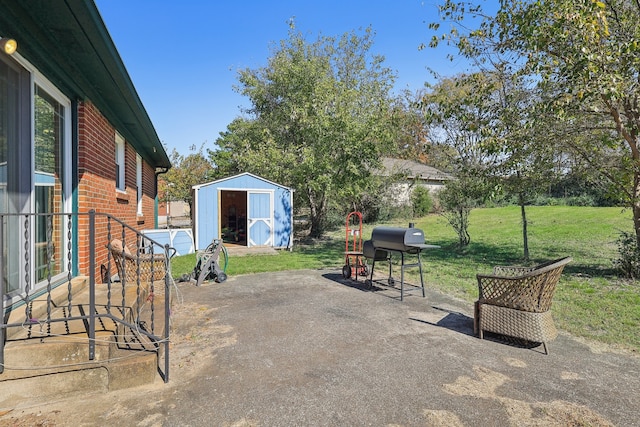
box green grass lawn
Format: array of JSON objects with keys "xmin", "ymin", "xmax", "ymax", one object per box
[{"xmin": 172, "ymin": 206, "xmax": 640, "ymax": 353}]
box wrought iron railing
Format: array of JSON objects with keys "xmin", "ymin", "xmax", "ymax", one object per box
[{"xmin": 0, "ymin": 210, "xmax": 172, "ymax": 382}]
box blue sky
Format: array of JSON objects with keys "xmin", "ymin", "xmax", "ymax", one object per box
[{"xmin": 95, "ymin": 0, "xmax": 473, "ymax": 156}]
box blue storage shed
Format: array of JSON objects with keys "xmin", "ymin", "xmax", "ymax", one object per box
[{"xmin": 193, "ymin": 173, "xmax": 294, "ymax": 250}]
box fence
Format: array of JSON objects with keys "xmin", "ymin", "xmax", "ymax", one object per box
[{"xmin": 0, "ymin": 210, "xmax": 172, "ymax": 382}]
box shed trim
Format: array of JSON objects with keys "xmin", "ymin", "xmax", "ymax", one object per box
[{"xmin": 193, "ymin": 172, "xmax": 294, "ymax": 192}]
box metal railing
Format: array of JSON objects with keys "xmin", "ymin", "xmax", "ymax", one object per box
[{"xmin": 0, "ymin": 210, "xmax": 172, "ymax": 382}]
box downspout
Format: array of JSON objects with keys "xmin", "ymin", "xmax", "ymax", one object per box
[
  {"xmin": 71, "ymin": 100, "xmax": 79, "ymax": 276},
  {"xmin": 155, "ymin": 167, "xmax": 170, "ymax": 229}
]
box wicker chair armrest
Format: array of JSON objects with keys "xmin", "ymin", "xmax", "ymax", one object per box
[
  {"xmin": 108, "ymin": 241, "xmax": 168, "ymax": 261},
  {"xmin": 135, "ymin": 252, "xmax": 167, "ymax": 262},
  {"xmin": 491, "ymin": 257, "xmax": 572, "ymax": 278},
  {"xmin": 492, "ymin": 265, "xmax": 536, "ymax": 277}
]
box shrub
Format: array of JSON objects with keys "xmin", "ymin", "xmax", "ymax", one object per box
[
  {"xmin": 613, "ymin": 231, "xmax": 640, "ymax": 279},
  {"xmin": 533, "ymin": 195, "xmax": 562, "ymax": 206},
  {"xmin": 352, "ymin": 193, "xmax": 391, "ymax": 224},
  {"xmin": 531, "ymin": 195, "xmax": 597, "ymax": 207},
  {"xmin": 566, "ymin": 195, "xmax": 596, "ymax": 207},
  {"xmin": 325, "ymin": 207, "xmax": 346, "ymax": 231},
  {"xmin": 411, "ymin": 186, "xmax": 433, "ymax": 217},
  {"xmin": 438, "ymin": 179, "xmax": 482, "ymax": 247}
]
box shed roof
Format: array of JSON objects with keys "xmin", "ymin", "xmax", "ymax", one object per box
[
  {"xmin": 0, "ymin": 0, "xmax": 170, "ymax": 169},
  {"xmin": 381, "ymin": 158, "xmax": 453, "ymax": 182},
  {"xmin": 193, "ymin": 172, "xmax": 294, "ymax": 191}
]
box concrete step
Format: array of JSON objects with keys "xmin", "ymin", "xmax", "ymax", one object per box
[
  {"xmin": 0, "ymin": 278, "xmax": 171, "ymax": 409},
  {"xmin": 0, "ymin": 338, "xmax": 158, "ymax": 408}
]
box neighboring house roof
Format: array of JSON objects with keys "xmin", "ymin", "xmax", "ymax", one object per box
[
  {"xmin": 0, "ymin": 0, "xmax": 171, "ymax": 169},
  {"xmin": 381, "ymin": 158, "xmax": 453, "ymax": 182}
]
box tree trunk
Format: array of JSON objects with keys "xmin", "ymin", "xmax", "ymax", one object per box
[
  {"xmin": 307, "ymin": 191, "xmax": 327, "ymax": 238},
  {"xmin": 609, "ymin": 101, "xmax": 640, "ymax": 247},
  {"xmin": 308, "ymin": 213, "xmax": 325, "ymax": 238},
  {"xmin": 633, "ymin": 171, "xmax": 640, "ymax": 249},
  {"xmin": 461, "ymin": 207, "xmax": 471, "ymax": 246},
  {"xmin": 519, "ymin": 192, "xmax": 529, "ymax": 261}
]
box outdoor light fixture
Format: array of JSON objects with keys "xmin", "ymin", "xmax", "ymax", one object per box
[{"xmin": 1, "ymin": 38, "xmax": 17, "ymax": 55}]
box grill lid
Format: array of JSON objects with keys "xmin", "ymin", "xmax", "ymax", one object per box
[{"xmin": 369, "ymin": 226, "xmax": 429, "ymax": 252}]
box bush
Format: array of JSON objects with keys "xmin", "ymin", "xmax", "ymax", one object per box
[
  {"xmin": 531, "ymin": 195, "xmax": 597, "ymax": 207},
  {"xmin": 325, "ymin": 207, "xmax": 346, "ymax": 231},
  {"xmin": 411, "ymin": 186, "xmax": 433, "ymax": 217},
  {"xmin": 438, "ymin": 179, "xmax": 480, "ymax": 247},
  {"xmin": 351, "ymin": 193, "xmax": 391, "ymax": 224},
  {"xmin": 532, "ymin": 195, "xmax": 563, "ymax": 206},
  {"xmin": 613, "ymin": 231, "xmax": 640, "ymax": 279},
  {"xmin": 566, "ymin": 195, "xmax": 596, "ymax": 207},
  {"xmin": 351, "ymin": 185, "xmax": 415, "ymax": 224}
]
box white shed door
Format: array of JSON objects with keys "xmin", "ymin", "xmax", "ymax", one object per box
[{"xmin": 247, "ymin": 191, "xmax": 273, "ymax": 247}]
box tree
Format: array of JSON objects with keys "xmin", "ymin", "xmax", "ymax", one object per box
[
  {"xmin": 220, "ymin": 25, "xmax": 399, "ymax": 237},
  {"xmin": 421, "ymin": 74, "xmax": 499, "ymax": 171},
  {"xmin": 411, "ymin": 186, "xmax": 433, "ymax": 217},
  {"xmin": 421, "ymin": 74, "xmax": 499, "ymax": 246},
  {"xmin": 422, "ymin": 69, "xmax": 566, "ymax": 257},
  {"xmin": 482, "ymin": 67, "xmax": 565, "ymax": 260},
  {"xmin": 209, "ymin": 117, "xmax": 259, "ymax": 178},
  {"xmin": 438, "ymin": 176, "xmax": 485, "ymax": 246},
  {"xmin": 161, "ymin": 146, "xmax": 214, "ymax": 216},
  {"xmin": 393, "ymin": 92, "xmax": 432, "ymax": 163},
  {"xmin": 430, "ymin": 0, "xmax": 640, "ymax": 248}
]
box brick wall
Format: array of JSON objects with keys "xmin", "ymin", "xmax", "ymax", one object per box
[{"xmin": 77, "ymin": 101, "xmax": 160, "ymax": 281}]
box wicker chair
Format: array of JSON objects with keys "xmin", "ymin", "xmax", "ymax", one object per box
[
  {"xmin": 108, "ymin": 239, "xmax": 169, "ymax": 283},
  {"xmin": 474, "ymin": 257, "xmax": 572, "ymax": 354}
]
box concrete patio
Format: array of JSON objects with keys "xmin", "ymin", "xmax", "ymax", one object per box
[{"xmin": 1, "ymin": 268, "xmax": 638, "ymax": 426}]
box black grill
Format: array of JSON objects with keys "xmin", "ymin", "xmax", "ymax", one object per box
[
  {"xmin": 363, "ymin": 225, "xmax": 439, "ymax": 300},
  {"xmin": 370, "ymin": 226, "xmax": 432, "ymax": 252}
]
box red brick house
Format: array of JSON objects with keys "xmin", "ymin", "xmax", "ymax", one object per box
[
  {"xmin": 0, "ymin": 1, "xmax": 171, "ymax": 306},
  {"xmin": 0, "ymin": 0, "xmax": 177, "ymax": 392}
]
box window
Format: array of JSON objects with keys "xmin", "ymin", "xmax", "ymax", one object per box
[
  {"xmin": 34, "ymin": 85, "xmax": 66, "ymax": 282},
  {"xmin": 1, "ymin": 52, "xmax": 71, "ymax": 299},
  {"xmin": 1, "ymin": 55, "xmax": 23, "ymax": 295},
  {"xmin": 136, "ymin": 153, "xmax": 143, "ymax": 215},
  {"xmin": 115, "ymin": 132, "xmax": 125, "ymax": 191}
]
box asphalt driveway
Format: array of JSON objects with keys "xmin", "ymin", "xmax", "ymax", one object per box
[{"xmin": 3, "ymin": 268, "xmax": 639, "ymax": 426}]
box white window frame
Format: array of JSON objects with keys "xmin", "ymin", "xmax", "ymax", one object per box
[
  {"xmin": 15, "ymin": 53, "xmax": 72, "ymax": 217},
  {"xmin": 33, "ymin": 70, "xmax": 72, "ymax": 289},
  {"xmin": 136, "ymin": 153, "xmax": 143, "ymax": 215},
  {"xmin": 115, "ymin": 132, "xmax": 125, "ymax": 192}
]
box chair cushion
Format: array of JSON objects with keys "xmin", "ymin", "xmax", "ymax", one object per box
[{"xmin": 110, "ymin": 239, "xmax": 132, "ymax": 255}]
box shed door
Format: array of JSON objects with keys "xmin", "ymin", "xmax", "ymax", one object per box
[{"xmin": 247, "ymin": 191, "xmax": 273, "ymax": 247}]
